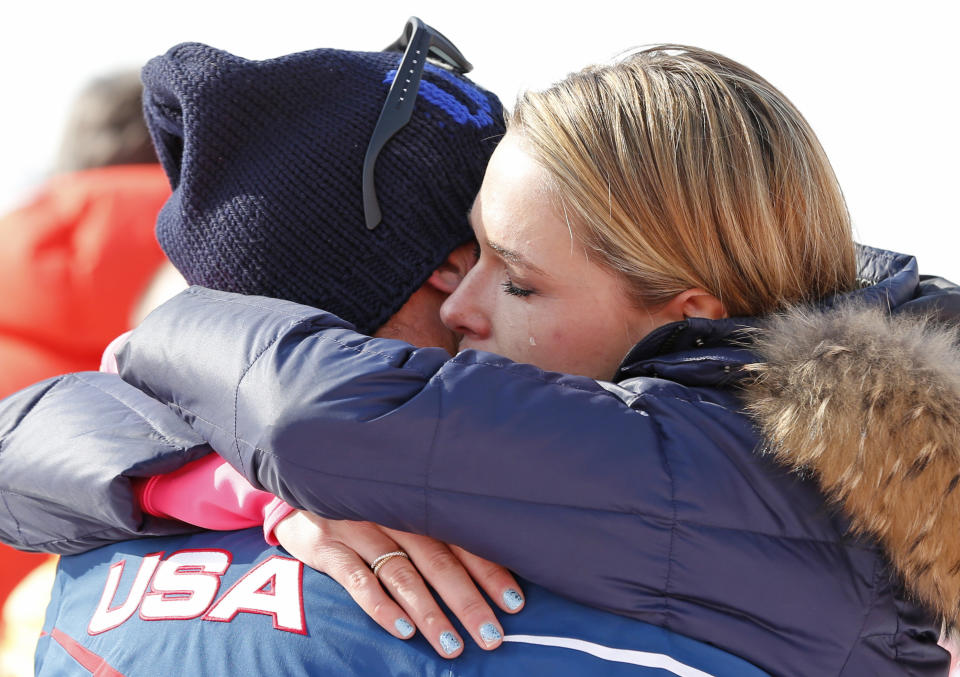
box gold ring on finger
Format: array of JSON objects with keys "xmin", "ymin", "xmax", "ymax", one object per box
[{"xmin": 371, "ymin": 550, "xmax": 409, "ymax": 576}]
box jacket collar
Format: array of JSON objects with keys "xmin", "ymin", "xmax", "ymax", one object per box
[{"xmin": 616, "ymin": 244, "xmax": 935, "ymax": 383}]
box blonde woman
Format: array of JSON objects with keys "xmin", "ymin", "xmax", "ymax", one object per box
[{"xmin": 6, "ymin": 45, "xmax": 959, "ymax": 674}]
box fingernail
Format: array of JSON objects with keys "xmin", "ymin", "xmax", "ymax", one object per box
[
  {"xmin": 395, "ymin": 618, "xmax": 415, "ymax": 637},
  {"xmin": 503, "ymin": 588, "xmax": 524, "ymax": 611},
  {"xmin": 439, "ymin": 631, "xmax": 462, "ymax": 655},
  {"xmin": 479, "ymin": 622, "xmax": 502, "ymax": 644}
]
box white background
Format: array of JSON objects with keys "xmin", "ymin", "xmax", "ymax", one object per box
[{"xmin": 2, "ymin": 1, "xmax": 957, "ymax": 277}]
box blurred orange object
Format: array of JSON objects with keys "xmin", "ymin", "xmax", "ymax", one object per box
[
  {"xmin": 0, "ymin": 551, "xmax": 48, "ymax": 619},
  {"xmin": 0, "ymin": 163, "xmax": 170, "ymax": 397},
  {"xmin": 0, "ymin": 557, "xmax": 57, "ymax": 677}
]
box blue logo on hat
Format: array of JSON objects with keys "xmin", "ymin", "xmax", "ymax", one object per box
[{"xmin": 384, "ymin": 64, "xmax": 494, "ymax": 128}]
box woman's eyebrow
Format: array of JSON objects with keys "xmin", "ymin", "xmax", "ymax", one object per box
[{"xmin": 487, "ymin": 241, "xmax": 550, "ymax": 277}]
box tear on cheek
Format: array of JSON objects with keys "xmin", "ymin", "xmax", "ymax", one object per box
[{"xmin": 528, "ymin": 336, "xmax": 536, "ymax": 346}]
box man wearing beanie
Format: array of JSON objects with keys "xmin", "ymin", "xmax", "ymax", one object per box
[
  {"xmin": 146, "ymin": 40, "xmax": 498, "ymax": 334},
  {"xmin": 0, "ymin": 23, "xmax": 762, "ymax": 676}
]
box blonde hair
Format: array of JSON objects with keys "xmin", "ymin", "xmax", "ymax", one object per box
[{"xmin": 510, "ymin": 45, "xmax": 856, "ymax": 316}]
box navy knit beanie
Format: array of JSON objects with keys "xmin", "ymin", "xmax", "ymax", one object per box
[{"xmin": 141, "ymin": 41, "xmax": 504, "ymax": 334}]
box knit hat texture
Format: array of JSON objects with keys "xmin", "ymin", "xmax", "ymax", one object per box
[{"xmin": 142, "ymin": 42, "xmax": 504, "ymax": 334}]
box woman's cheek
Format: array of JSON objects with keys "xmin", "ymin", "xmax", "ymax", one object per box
[{"xmin": 507, "ymin": 306, "xmax": 541, "ymax": 362}]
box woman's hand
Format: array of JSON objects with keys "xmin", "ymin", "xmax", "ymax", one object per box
[{"xmin": 273, "ymin": 510, "xmax": 525, "ymax": 658}]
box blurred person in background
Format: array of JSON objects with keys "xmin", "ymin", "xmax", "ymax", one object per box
[
  {"xmin": 0, "ymin": 70, "xmax": 170, "ymax": 398},
  {"xmin": 0, "ymin": 70, "xmax": 173, "ymax": 677}
]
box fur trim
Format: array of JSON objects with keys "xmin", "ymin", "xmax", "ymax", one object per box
[{"xmin": 740, "ymin": 302, "xmax": 960, "ymax": 624}]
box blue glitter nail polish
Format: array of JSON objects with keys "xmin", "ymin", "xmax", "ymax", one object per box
[
  {"xmin": 479, "ymin": 622, "xmax": 502, "ymax": 644},
  {"xmin": 394, "ymin": 618, "xmax": 415, "ymax": 637},
  {"xmin": 503, "ymin": 588, "xmax": 524, "ymax": 611},
  {"xmin": 439, "ymin": 631, "xmax": 461, "ymax": 655}
]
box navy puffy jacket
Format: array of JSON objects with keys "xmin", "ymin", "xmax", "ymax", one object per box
[
  {"xmin": 2, "ymin": 245, "xmax": 957, "ymax": 675},
  {"xmin": 112, "ymin": 245, "xmax": 957, "ymax": 675}
]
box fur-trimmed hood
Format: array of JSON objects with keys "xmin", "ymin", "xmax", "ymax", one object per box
[{"xmin": 741, "ymin": 295, "xmax": 960, "ymax": 626}]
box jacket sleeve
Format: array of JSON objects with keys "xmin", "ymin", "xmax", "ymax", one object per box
[
  {"xmin": 0, "ymin": 371, "xmax": 212, "ymax": 554},
  {"xmin": 117, "ymin": 287, "xmax": 755, "ymax": 607}
]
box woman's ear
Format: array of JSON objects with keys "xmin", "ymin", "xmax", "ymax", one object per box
[
  {"xmin": 661, "ymin": 288, "xmax": 727, "ymax": 321},
  {"xmin": 426, "ymin": 241, "xmax": 477, "ymax": 295},
  {"xmin": 679, "ymin": 288, "xmax": 727, "ymax": 320}
]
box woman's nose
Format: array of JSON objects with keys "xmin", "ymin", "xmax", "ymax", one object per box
[{"xmin": 439, "ymin": 268, "xmax": 491, "ymax": 341}]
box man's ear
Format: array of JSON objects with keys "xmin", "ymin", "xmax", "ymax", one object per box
[
  {"xmin": 659, "ymin": 288, "xmax": 727, "ymax": 321},
  {"xmin": 426, "ymin": 241, "xmax": 477, "ymax": 295}
]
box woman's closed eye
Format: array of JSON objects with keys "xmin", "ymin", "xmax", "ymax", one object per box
[
  {"xmin": 501, "ymin": 277, "xmax": 536, "ymax": 297},
  {"xmin": 475, "ymin": 240, "xmax": 537, "ymax": 297}
]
